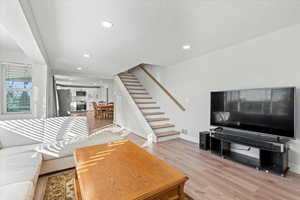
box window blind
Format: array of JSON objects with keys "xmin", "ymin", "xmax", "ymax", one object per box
[
  {"xmin": 5, "ymin": 64, "xmax": 31, "ymax": 79},
  {"xmin": 2, "ymin": 63, "xmax": 32, "ymax": 113}
]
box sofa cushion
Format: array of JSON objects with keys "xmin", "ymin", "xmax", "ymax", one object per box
[
  {"xmin": 0, "ymin": 144, "xmax": 39, "ymax": 157},
  {"xmin": 40, "ymin": 131, "xmax": 123, "ymax": 160},
  {"xmin": 0, "ymin": 181, "xmax": 34, "ymax": 200},
  {"xmin": 0, "ymin": 120, "xmax": 42, "ymax": 148},
  {"xmin": 0, "ymin": 117, "xmax": 89, "ymax": 148},
  {"xmin": 0, "ymin": 150, "xmax": 42, "ymax": 187}
]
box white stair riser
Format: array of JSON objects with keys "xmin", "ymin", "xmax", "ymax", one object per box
[
  {"xmin": 143, "ymin": 112, "xmax": 166, "ymax": 117},
  {"xmin": 147, "ymin": 119, "xmax": 169, "ymax": 122},
  {"xmin": 153, "ymin": 127, "xmax": 175, "ymax": 132},
  {"xmin": 139, "ymin": 107, "xmax": 161, "ymax": 110},
  {"xmin": 156, "ymin": 134, "xmax": 179, "ymax": 142},
  {"xmin": 148, "ymin": 121, "xmax": 172, "ymax": 125},
  {"xmin": 134, "ymin": 99, "xmax": 156, "ymax": 102}
]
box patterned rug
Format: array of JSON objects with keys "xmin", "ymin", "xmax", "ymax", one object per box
[
  {"xmin": 43, "ymin": 170, "xmax": 75, "ymax": 200},
  {"xmin": 43, "ymin": 170, "xmax": 193, "ymax": 200}
]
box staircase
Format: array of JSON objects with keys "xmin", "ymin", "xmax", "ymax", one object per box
[{"xmin": 118, "ymin": 72, "xmax": 180, "ymax": 142}]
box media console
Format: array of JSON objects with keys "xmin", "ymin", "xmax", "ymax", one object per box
[{"xmin": 199, "ymin": 130, "xmax": 290, "ymax": 176}]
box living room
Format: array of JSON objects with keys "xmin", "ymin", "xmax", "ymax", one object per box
[{"xmin": 1, "ymin": 0, "xmax": 300, "ymax": 200}]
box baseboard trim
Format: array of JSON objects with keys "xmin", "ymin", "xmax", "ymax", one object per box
[
  {"xmin": 40, "ymin": 156, "xmax": 75, "ymax": 175},
  {"xmin": 117, "ymin": 124, "xmax": 148, "ymax": 140},
  {"xmin": 40, "ymin": 166, "xmax": 75, "ymax": 177},
  {"xmin": 289, "ymin": 162, "xmax": 300, "ymax": 174},
  {"xmin": 180, "ymin": 134, "xmax": 199, "ymax": 144}
]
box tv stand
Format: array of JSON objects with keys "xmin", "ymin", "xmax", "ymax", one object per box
[{"xmin": 208, "ymin": 130, "xmax": 290, "ymax": 176}]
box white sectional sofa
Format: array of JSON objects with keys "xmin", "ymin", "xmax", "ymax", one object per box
[
  {"xmin": 0, "ymin": 117, "xmax": 123, "ymax": 200},
  {"xmin": 0, "ymin": 136, "xmax": 41, "ymax": 200}
]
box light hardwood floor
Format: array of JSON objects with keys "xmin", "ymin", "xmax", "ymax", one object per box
[
  {"xmin": 34, "ymin": 116, "xmax": 300, "ymax": 200},
  {"xmin": 72, "ymin": 111, "xmax": 113, "ymax": 133},
  {"xmin": 128, "ymin": 134, "xmax": 300, "ymax": 200},
  {"xmin": 35, "ymin": 133, "xmax": 300, "ymax": 200}
]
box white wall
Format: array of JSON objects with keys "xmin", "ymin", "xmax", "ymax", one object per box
[
  {"xmin": 46, "ymin": 68, "xmax": 56, "ymax": 117},
  {"xmin": 100, "ymin": 79, "xmax": 114, "ymax": 103},
  {"xmin": 135, "ymin": 24, "xmax": 300, "ymax": 173}
]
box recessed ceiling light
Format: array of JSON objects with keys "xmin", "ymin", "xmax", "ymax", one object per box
[
  {"xmin": 83, "ymin": 53, "xmax": 90, "ymax": 58},
  {"xmin": 182, "ymin": 44, "xmax": 191, "ymax": 50},
  {"xmin": 77, "ymin": 67, "xmax": 83, "ymax": 71},
  {"xmin": 101, "ymin": 21, "xmax": 113, "ymax": 28}
]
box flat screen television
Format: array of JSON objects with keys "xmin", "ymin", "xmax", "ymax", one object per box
[
  {"xmin": 210, "ymin": 87, "xmax": 295, "ymax": 138},
  {"xmin": 76, "ymin": 91, "xmax": 86, "ymax": 96}
]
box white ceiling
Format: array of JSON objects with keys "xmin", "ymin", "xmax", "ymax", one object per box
[
  {"xmin": 0, "ymin": 24, "xmax": 21, "ymax": 52},
  {"xmin": 0, "ymin": 24, "xmax": 30, "ymax": 63},
  {"xmin": 28, "ymin": 0, "xmax": 300, "ymax": 78},
  {"xmin": 0, "ymin": 0, "xmax": 46, "ymax": 65},
  {"xmin": 55, "ymin": 74, "xmax": 112, "ymax": 86}
]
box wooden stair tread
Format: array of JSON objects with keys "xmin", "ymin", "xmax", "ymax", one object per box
[
  {"xmin": 119, "ymin": 76, "xmax": 136, "ymax": 79},
  {"xmin": 139, "ymin": 106, "xmax": 160, "ymax": 109},
  {"xmin": 120, "ymin": 78, "xmax": 138, "ymax": 81},
  {"xmin": 119, "ymin": 75, "xmax": 136, "ymax": 77},
  {"xmin": 119, "ymin": 74, "xmax": 136, "ymax": 77},
  {"xmin": 123, "ymin": 81, "xmax": 140, "ymax": 84},
  {"xmin": 129, "ymin": 92, "xmax": 149, "ymax": 95},
  {"xmin": 155, "ymin": 130, "xmax": 180, "ymax": 137},
  {"xmin": 133, "ymin": 97, "xmax": 152, "ymax": 99},
  {"xmin": 143, "ymin": 112, "xmax": 165, "ymax": 116},
  {"xmin": 124, "ymin": 84, "xmax": 143, "ymax": 87},
  {"xmin": 127, "ymin": 88, "xmax": 146, "ymax": 91},
  {"xmin": 119, "ymin": 72, "xmax": 133, "ymax": 75},
  {"xmin": 119, "ymin": 74, "xmax": 134, "ymax": 76},
  {"xmin": 122, "ymin": 79, "xmax": 139, "ymax": 82},
  {"xmin": 146, "ymin": 118, "xmax": 170, "ymax": 122},
  {"xmin": 135, "ymin": 101, "xmax": 156, "ymax": 104},
  {"xmin": 120, "ymin": 73, "xmax": 178, "ymax": 142},
  {"xmin": 151, "ymin": 123, "xmax": 175, "ymax": 129}
]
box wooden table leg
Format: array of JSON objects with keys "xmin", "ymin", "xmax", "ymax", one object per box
[
  {"xmin": 74, "ymin": 174, "xmax": 82, "ymax": 200},
  {"xmin": 179, "ymin": 183, "xmax": 186, "ymax": 200}
]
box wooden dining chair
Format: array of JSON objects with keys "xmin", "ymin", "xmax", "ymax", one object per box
[
  {"xmin": 101, "ymin": 105, "xmax": 114, "ymax": 119},
  {"xmin": 92, "ymin": 102, "xmax": 101, "ymax": 118},
  {"xmin": 108, "ymin": 105, "xmax": 114, "ymax": 119}
]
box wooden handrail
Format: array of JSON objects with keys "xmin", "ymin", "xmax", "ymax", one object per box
[{"xmin": 139, "ymin": 66, "xmax": 186, "ymax": 111}]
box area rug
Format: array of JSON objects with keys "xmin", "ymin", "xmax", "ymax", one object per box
[
  {"xmin": 43, "ymin": 170, "xmax": 193, "ymax": 200},
  {"xmin": 43, "ymin": 170, "xmax": 75, "ymax": 200}
]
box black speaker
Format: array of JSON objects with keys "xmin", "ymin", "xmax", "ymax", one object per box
[{"xmin": 199, "ymin": 131, "xmax": 210, "ymax": 150}]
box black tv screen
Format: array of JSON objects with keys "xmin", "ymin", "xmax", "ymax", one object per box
[{"xmin": 210, "ymin": 87, "xmax": 295, "ymax": 138}]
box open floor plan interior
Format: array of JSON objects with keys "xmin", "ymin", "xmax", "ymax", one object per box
[{"xmin": 1, "ymin": 0, "xmax": 300, "ymax": 200}]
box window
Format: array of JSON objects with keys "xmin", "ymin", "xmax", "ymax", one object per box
[{"xmin": 1, "ymin": 63, "xmax": 32, "ymax": 114}]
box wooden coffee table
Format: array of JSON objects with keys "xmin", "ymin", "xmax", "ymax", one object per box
[{"xmin": 74, "ymin": 140, "xmax": 188, "ymax": 200}]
